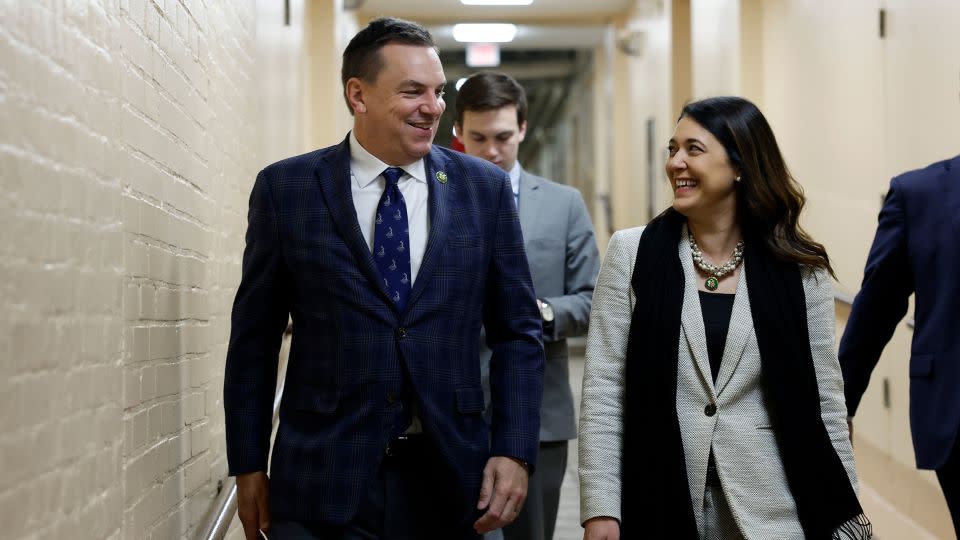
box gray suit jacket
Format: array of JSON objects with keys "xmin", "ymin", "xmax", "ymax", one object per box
[
  {"xmin": 481, "ymin": 169, "xmax": 600, "ymax": 442},
  {"xmin": 579, "ymin": 226, "xmax": 858, "ymax": 539}
]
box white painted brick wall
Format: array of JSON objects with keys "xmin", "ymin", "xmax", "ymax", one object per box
[{"xmin": 1, "ymin": 0, "xmax": 268, "ymax": 538}]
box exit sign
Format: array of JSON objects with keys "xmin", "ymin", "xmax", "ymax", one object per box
[{"xmin": 466, "ymin": 43, "xmax": 500, "ymax": 67}]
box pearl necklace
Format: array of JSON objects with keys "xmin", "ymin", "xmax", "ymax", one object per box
[{"xmin": 689, "ymin": 235, "xmax": 744, "ymax": 291}]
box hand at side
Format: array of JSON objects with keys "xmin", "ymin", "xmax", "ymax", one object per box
[
  {"xmin": 583, "ymin": 516, "xmax": 620, "ymax": 540},
  {"xmin": 473, "ymin": 456, "xmax": 529, "ymax": 533},
  {"xmin": 236, "ymin": 471, "xmax": 270, "ymax": 540}
]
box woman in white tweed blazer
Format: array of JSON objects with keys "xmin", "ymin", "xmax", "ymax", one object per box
[{"xmin": 578, "ymin": 97, "xmax": 870, "ymax": 540}]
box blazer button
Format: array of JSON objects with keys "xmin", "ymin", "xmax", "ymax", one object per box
[
  {"xmin": 386, "ymin": 392, "xmax": 397, "ymax": 404},
  {"xmin": 397, "ymin": 327, "xmax": 407, "ymax": 339},
  {"xmin": 704, "ymin": 404, "xmax": 717, "ymax": 417}
]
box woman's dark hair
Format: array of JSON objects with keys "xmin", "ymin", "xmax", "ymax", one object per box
[
  {"xmin": 679, "ymin": 96, "xmax": 834, "ymax": 276},
  {"xmin": 340, "ymin": 17, "xmax": 436, "ymax": 112}
]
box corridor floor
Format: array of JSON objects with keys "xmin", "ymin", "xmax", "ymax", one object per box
[{"xmin": 552, "ymin": 347, "xmax": 585, "ymax": 540}]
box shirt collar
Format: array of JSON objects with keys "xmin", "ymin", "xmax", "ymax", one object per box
[
  {"xmin": 508, "ymin": 161, "xmax": 522, "ymax": 196},
  {"xmin": 349, "ymin": 131, "xmax": 427, "ymax": 188}
]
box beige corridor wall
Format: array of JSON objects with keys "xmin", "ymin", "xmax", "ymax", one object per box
[
  {"xmin": 689, "ymin": 0, "xmax": 763, "ymax": 105},
  {"xmin": 591, "ymin": 34, "xmax": 614, "ymax": 250},
  {"xmin": 606, "ymin": 0, "xmax": 675, "ymax": 237},
  {"xmin": 691, "ymin": 0, "xmax": 741, "ymax": 98},
  {"xmin": 0, "ymin": 0, "xmax": 344, "ymax": 538},
  {"xmin": 304, "ymin": 1, "xmax": 357, "ymax": 151},
  {"xmin": 761, "ymin": 0, "xmax": 887, "ymax": 289}
]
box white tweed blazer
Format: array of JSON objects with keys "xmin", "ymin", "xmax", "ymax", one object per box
[{"xmin": 578, "ymin": 226, "xmax": 858, "ymax": 539}]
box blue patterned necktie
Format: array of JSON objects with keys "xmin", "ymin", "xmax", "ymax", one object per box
[{"xmin": 374, "ymin": 167, "xmax": 412, "ymax": 311}]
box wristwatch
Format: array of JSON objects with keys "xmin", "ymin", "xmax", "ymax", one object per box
[{"xmin": 539, "ymin": 300, "xmax": 555, "ymax": 323}]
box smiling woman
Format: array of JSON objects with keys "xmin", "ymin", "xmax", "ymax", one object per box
[
  {"xmin": 666, "ymin": 116, "xmax": 740, "ymax": 230},
  {"xmin": 579, "ymin": 96, "xmax": 873, "ymax": 540}
]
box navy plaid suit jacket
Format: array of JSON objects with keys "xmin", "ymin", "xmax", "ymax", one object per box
[
  {"xmin": 224, "ymin": 136, "xmax": 545, "ymax": 525},
  {"xmin": 840, "ymin": 154, "xmax": 960, "ymax": 470}
]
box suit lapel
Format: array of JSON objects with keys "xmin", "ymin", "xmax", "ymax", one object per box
[
  {"xmin": 678, "ymin": 227, "xmax": 716, "ymax": 398},
  {"xmin": 406, "ymin": 147, "xmax": 451, "ymax": 310},
  {"xmin": 714, "ymin": 267, "xmax": 752, "ymax": 396},
  {"xmin": 947, "ymin": 155, "xmax": 960, "ymax": 237},
  {"xmin": 518, "ymin": 169, "xmax": 541, "ymax": 243},
  {"xmin": 317, "ymin": 136, "xmax": 397, "ymax": 310}
]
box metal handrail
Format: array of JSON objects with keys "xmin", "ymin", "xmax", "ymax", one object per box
[
  {"xmin": 199, "ymin": 478, "xmax": 237, "ymax": 540},
  {"xmin": 834, "ymin": 290, "xmax": 915, "ymax": 329},
  {"xmin": 201, "ymin": 377, "xmax": 285, "ymax": 540},
  {"xmin": 201, "ymin": 327, "xmax": 291, "ymax": 540}
]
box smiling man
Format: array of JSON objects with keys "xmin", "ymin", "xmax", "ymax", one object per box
[
  {"xmin": 456, "ymin": 72, "xmax": 600, "ymax": 540},
  {"xmin": 224, "ymin": 19, "xmax": 544, "ymax": 540}
]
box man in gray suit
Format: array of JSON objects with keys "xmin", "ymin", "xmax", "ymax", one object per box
[{"xmin": 455, "ymin": 72, "xmax": 600, "ymax": 540}]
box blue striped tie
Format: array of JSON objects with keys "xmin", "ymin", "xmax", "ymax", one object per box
[{"xmin": 373, "ymin": 167, "xmax": 412, "ymax": 311}]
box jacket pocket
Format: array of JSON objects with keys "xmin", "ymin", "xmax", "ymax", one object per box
[
  {"xmin": 755, "ymin": 406, "xmax": 775, "ymax": 429},
  {"xmin": 456, "ymin": 387, "xmax": 485, "ymax": 414},
  {"xmin": 910, "ymin": 353, "xmax": 934, "ymax": 377},
  {"xmin": 292, "ymin": 385, "xmax": 340, "ymax": 413},
  {"xmin": 446, "ymin": 235, "xmax": 485, "ymax": 265}
]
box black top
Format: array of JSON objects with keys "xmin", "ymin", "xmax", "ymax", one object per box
[
  {"xmin": 699, "ymin": 291, "xmax": 735, "ymax": 384},
  {"xmin": 700, "ymin": 290, "xmax": 736, "ymax": 488}
]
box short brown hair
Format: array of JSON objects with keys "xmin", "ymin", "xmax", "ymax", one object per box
[
  {"xmin": 340, "ymin": 17, "xmax": 436, "ymax": 112},
  {"xmin": 455, "ymin": 72, "xmax": 527, "ymax": 126}
]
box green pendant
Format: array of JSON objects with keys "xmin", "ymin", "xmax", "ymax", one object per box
[{"xmin": 705, "ymin": 276, "xmax": 719, "ymax": 291}]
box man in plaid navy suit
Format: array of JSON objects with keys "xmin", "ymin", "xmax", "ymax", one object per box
[{"xmin": 223, "ymin": 18, "xmax": 544, "ymax": 540}]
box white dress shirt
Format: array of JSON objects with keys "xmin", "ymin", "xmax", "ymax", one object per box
[
  {"xmin": 349, "ymin": 131, "xmax": 430, "ymax": 285},
  {"xmin": 349, "ymin": 133, "xmax": 429, "ymax": 433},
  {"xmin": 508, "ymin": 161, "xmax": 521, "ymax": 207}
]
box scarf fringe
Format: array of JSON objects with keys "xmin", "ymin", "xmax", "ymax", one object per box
[{"xmin": 832, "ymin": 513, "xmax": 873, "ymax": 539}]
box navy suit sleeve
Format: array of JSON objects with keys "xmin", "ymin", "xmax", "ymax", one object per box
[
  {"xmin": 223, "ymin": 170, "xmax": 289, "ymax": 475},
  {"xmin": 483, "ymin": 173, "xmax": 545, "ymax": 468},
  {"xmin": 542, "ymin": 189, "xmax": 600, "ymax": 342},
  {"xmin": 838, "ymin": 178, "xmax": 915, "ymax": 416}
]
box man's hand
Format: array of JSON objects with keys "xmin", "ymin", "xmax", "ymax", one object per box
[
  {"xmin": 473, "ymin": 456, "xmax": 529, "ymax": 534},
  {"xmin": 236, "ymin": 471, "xmax": 270, "ymax": 540},
  {"xmin": 583, "ymin": 516, "xmax": 620, "ymax": 540}
]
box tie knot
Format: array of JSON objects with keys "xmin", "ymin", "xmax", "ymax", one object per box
[{"xmin": 382, "ymin": 167, "xmax": 404, "ymax": 186}]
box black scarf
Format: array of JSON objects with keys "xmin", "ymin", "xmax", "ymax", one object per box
[{"xmin": 620, "ymin": 209, "xmax": 869, "ymax": 539}]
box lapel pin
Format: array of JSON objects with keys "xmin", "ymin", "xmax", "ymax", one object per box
[{"xmin": 436, "ymin": 171, "xmax": 448, "ymax": 184}]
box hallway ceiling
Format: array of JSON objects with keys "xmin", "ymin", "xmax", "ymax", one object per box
[
  {"xmin": 357, "ymin": 0, "xmax": 631, "ymax": 19},
  {"xmin": 353, "ymin": 0, "xmax": 616, "ymax": 168},
  {"xmin": 429, "ymin": 24, "xmax": 607, "ymax": 50}
]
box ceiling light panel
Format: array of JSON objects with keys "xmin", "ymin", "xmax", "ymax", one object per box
[
  {"xmin": 453, "ymin": 23, "xmax": 517, "ymax": 43},
  {"xmin": 461, "ymin": 0, "xmax": 533, "ymax": 5}
]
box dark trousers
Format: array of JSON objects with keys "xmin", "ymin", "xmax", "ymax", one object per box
[
  {"xmin": 937, "ymin": 434, "xmax": 960, "ymax": 539},
  {"xmin": 502, "ymin": 440, "xmax": 568, "ymax": 540},
  {"xmin": 268, "ymin": 435, "xmax": 480, "ymax": 540}
]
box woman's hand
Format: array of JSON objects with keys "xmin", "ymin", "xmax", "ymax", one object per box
[{"xmin": 583, "ymin": 516, "xmax": 620, "ymax": 540}]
